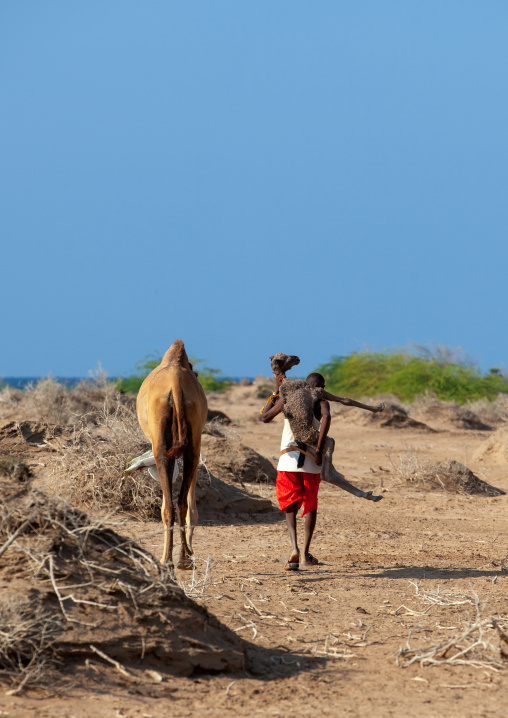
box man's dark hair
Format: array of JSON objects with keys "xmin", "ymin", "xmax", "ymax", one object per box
[{"xmin": 306, "ymin": 372, "xmax": 325, "ymax": 388}]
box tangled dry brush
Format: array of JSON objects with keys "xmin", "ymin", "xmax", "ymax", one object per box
[
  {"xmin": 0, "ymin": 470, "xmax": 244, "ymax": 693},
  {"xmin": 1, "ymin": 376, "xmax": 161, "ymax": 517}
]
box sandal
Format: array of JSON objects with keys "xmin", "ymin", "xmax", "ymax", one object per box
[{"xmin": 303, "ymin": 554, "xmax": 319, "ymax": 566}]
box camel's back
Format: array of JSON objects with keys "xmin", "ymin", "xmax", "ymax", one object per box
[{"xmin": 137, "ymin": 362, "xmax": 207, "ymax": 441}]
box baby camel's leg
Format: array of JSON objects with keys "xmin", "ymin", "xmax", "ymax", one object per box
[{"xmin": 320, "ymin": 437, "xmax": 382, "ymax": 500}]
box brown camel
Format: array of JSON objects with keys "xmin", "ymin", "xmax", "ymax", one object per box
[{"xmin": 136, "ymin": 340, "xmax": 208, "ymax": 567}]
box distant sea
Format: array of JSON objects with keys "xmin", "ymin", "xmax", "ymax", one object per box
[
  {"xmin": 1, "ymin": 376, "xmax": 255, "ymax": 389},
  {"xmin": 1, "ymin": 377, "xmax": 100, "ymax": 389}
]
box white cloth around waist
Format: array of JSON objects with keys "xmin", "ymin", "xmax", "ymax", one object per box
[{"xmin": 277, "ymin": 417, "xmax": 321, "ymax": 474}]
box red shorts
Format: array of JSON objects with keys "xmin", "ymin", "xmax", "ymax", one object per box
[{"xmin": 276, "ymin": 471, "xmax": 321, "ymax": 516}]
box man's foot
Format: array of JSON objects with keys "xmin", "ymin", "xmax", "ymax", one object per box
[
  {"xmin": 284, "ymin": 550, "xmax": 300, "ymax": 571},
  {"xmin": 303, "ymin": 553, "xmax": 319, "ymax": 566}
]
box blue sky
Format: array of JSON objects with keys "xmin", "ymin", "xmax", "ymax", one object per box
[{"xmin": 1, "ymin": 2, "xmax": 507, "ymax": 379}]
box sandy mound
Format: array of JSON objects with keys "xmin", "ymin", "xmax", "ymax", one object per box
[
  {"xmin": 376, "ymin": 404, "xmax": 433, "ymax": 431},
  {"xmin": 472, "ymin": 428, "xmax": 508, "ymax": 465},
  {"xmin": 412, "ymin": 459, "xmax": 505, "ymax": 496},
  {"xmin": 177, "ymin": 466, "xmax": 273, "ymax": 519},
  {"xmin": 330, "ymin": 394, "xmax": 495, "ymax": 433},
  {"xmin": 0, "ymin": 471, "xmax": 245, "ymax": 692},
  {"xmin": 467, "ymin": 394, "xmax": 508, "ymax": 428},
  {"xmin": 410, "ymin": 398, "xmax": 495, "ymax": 431},
  {"xmin": 449, "ymin": 407, "xmax": 494, "ymax": 431},
  {"xmin": 200, "ymin": 431, "xmax": 276, "ymax": 485},
  {"xmin": 206, "ymin": 409, "xmax": 231, "ymax": 424},
  {"xmin": 334, "ymin": 399, "xmax": 433, "ymax": 431}
]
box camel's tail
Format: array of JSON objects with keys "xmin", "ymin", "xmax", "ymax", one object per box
[{"xmin": 167, "ymin": 384, "xmax": 187, "ymax": 459}]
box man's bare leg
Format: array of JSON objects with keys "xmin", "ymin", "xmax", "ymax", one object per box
[
  {"xmin": 303, "ymin": 510, "xmax": 317, "ymax": 564},
  {"xmin": 285, "ymin": 501, "xmax": 300, "ymax": 565}
]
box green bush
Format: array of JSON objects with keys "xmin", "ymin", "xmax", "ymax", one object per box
[
  {"xmin": 117, "ymin": 355, "xmax": 232, "ymax": 395},
  {"xmin": 116, "ymin": 355, "xmax": 160, "ymax": 395},
  {"xmin": 316, "ymin": 348, "xmax": 508, "ymax": 404},
  {"xmin": 195, "ymin": 364, "xmax": 233, "ymax": 393}
]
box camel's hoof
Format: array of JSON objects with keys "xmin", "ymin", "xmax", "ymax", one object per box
[{"xmin": 177, "ymin": 557, "xmax": 194, "ymax": 571}]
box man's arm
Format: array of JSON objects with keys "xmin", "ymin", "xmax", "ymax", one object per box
[
  {"xmin": 315, "ymin": 400, "xmax": 331, "ymax": 466},
  {"xmin": 261, "ymin": 395, "xmax": 284, "ymax": 423},
  {"xmin": 261, "ymin": 373, "xmax": 285, "ymax": 423}
]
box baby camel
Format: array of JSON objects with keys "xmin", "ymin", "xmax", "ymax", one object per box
[
  {"xmin": 137, "ymin": 340, "xmax": 208, "ymax": 567},
  {"xmin": 271, "ymin": 353, "xmax": 384, "ymax": 500}
]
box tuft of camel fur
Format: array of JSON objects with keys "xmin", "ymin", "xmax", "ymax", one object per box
[
  {"xmin": 137, "ymin": 340, "xmax": 208, "ymax": 568},
  {"xmin": 272, "ymin": 354, "xmax": 385, "ymax": 501}
]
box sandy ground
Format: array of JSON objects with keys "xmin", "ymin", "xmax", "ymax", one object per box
[{"xmin": 1, "ymin": 383, "xmax": 507, "ymax": 717}]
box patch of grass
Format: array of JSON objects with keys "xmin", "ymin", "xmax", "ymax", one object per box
[
  {"xmin": 117, "ymin": 355, "xmax": 232, "ymax": 395},
  {"xmin": 317, "ymin": 347, "xmax": 508, "ymax": 404}
]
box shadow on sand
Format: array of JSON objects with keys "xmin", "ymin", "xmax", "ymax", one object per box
[
  {"xmin": 258, "ymin": 563, "xmax": 506, "ymax": 584},
  {"xmin": 359, "ymin": 564, "xmax": 506, "ymax": 580}
]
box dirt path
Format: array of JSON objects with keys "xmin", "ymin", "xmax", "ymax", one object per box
[{"xmin": 1, "ymin": 389, "xmax": 507, "ymax": 717}]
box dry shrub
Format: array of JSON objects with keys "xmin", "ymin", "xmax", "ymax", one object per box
[
  {"xmin": 21, "ymin": 378, "xmax": 72, "ymax": 425},
  {"xmin": 0, "ymin": 385, "xmax": 23, "ymax": 407},
  {"xmin": 397, "ymin": 586, "xmax": 508, "ymax": 670},
  {"xmin": 388, "ymin": 446, "xmax": 504, "ymax": 495},
  {"xmin": 48, "ymin": 395, "xmax": 155, "ymax": 517},
  {"xmin": 0, "ymin": 597, "xmax": 63, "ymax": 693},
  {"xmin": 0, "ymin": 374, "xmax": 162, "ymax": 517},
  {"xmin": 388, "ymin": 445, "xmax": 434, "ymax": 486},
  {"xmin": 0, "ymin": 372, "xmax": 134, "ymax": 428},
  {"xmin": 0, "ymin": 473, "xmax": 244, "ymax": 692},
  {"xmin": 0, "ymin": 376, "xmax": 157, "ymax": 517},
  {"xmin": 0, "ymin": 456, "xmax": 32, "ymax": 482},
  {"xmin": 467, "ymin": 394, "xmax": 508, "ymax": 427}
]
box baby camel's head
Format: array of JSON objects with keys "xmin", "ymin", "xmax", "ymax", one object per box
[{"xmin": 270, "ymin": 353, "xmax": 300, "ymax": 376}]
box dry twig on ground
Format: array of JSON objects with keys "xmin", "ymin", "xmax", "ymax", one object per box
[
  {"xmin": 397, "ymin": 587, "xmax": 508, "ymax": 671},
  {"xmin": 177, "ymin": 557, "xmax": 214, "ymax": 600}
]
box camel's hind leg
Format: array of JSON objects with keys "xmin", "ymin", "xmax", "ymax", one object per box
[
  {"xmin": 151, "ymin": 421, "xmax": 177, "ymax": 564},
  {"xmin": 156, "ymin": 452, "xmax": 176, "ymax": 564},
  {"xmin": 177, "ymin": 440, "xmax": 200, "ymax": 570},
  {"xmin": 186, "ymin": 463, "xmax": 199, "ymax": 554}
]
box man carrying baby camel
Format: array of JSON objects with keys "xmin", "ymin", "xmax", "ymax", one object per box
[{"xmin": 261, "ymin": 353, "xmax": 384, "ymax": 571}]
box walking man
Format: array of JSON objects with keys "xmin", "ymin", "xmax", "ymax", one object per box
[{"xmin": 262, "ymin": 371, "xmax": 330, "ymax": 570}]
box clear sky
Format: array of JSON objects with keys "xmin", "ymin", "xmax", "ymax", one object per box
[{"xmin": 1, "ymin": 2, "xmax": 507, "ymax": 379}]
